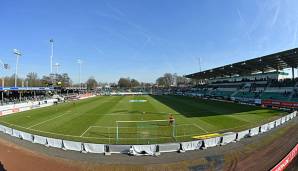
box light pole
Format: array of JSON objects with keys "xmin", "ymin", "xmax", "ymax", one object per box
[
  {"xmin": 50, "ymin": 39, "xmax": 54, "ymax": 74},
  {"xmin": 197, "ymin": 57, "xmax": 202, "ymax": 72},
  {"xmin": 0, "ymin": 59, "xmax": 6, "ymax": 88},
  {"xmin": 53, "ymin": 62, "xmax": 60, "ymax": 89},
  {"xmin": 0, "ymin": 59, "xmax": 9, "ymax": 104},
  {"xmin": 13, "ymin": 49, "xmax": 22, "ymax": 87},
  {"xmin": 77, "ymin": 59, "xmax": 82, "ymax": 89},
  {"xmin": 54, "ymin": 62, "xmax": 60, "ymax": 74}
]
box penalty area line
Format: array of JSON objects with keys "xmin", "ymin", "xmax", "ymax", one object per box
[
  {"xmin": 27, "ymin": 112, "xmax": 70, "ymax": 129},
  {"xmin": 80, "ymin": 126, "xmax": 93, "ymax": 137},
  {"xmin": 0, "ymin": 121, "xmax": 109, "ymax": 140},
  {"xmin": 193, "ymin": 123, "xmax": 208, "ymax": 133}
]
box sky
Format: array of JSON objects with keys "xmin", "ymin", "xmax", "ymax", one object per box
[{"xmin": 1, "ymin": 0, "xmax": 298, "ymax": 83}]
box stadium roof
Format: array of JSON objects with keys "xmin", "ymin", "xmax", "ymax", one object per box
[{"xmin": 185, "ymin": 48, "xmax": 298, "ymax": 79}]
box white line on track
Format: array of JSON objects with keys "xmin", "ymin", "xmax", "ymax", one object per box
[{"xmin": 27, "ymin": 112, "xmax": 70, "ymax": 129}]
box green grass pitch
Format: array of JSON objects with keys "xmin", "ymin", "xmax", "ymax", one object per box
[{"xmin": 0, "ymin": 95, "xmax": 284, "ymax": 144}]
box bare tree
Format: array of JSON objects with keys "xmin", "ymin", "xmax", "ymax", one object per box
[{"xmin": 26, "ymin": 72, "xmax": 41, "ymax": 86}]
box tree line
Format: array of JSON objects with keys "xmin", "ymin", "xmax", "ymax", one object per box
[
  {"xmin": 0, "ymin": 72, "xmax": 196, "ymax": 90},
  {"xmin": 1, "ymin": 72, "xmax": 71, "ymax": 87},
  {"xmin": 155, "ymin": 73, "xmax": 196, "ymax": 87},
  {"xmin": 114, "ymin": 73, "xmax": 195, "ymax": 89}
]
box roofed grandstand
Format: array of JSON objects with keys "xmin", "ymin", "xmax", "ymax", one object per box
[{"xmin": 184, "ymin": 48, "xmax": 298, "ymax": 106}]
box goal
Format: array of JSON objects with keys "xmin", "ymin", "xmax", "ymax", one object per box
[{"xmin": 115, "ymin": 120, "xmax": 176, "ymax": 143}]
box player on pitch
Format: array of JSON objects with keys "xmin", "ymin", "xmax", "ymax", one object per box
[{"xmin": 168, "ymin": 113, "xmax": 175, "ymax": 126}]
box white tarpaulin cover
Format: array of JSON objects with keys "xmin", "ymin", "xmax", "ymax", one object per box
[
  {"xmin": 221, "ymin": 133, "xmax": 236, "ymax": 145},
  {"xmin": 286, "ymin": 114, "xmax": 291, "ymax": 121},
  {"xmin": 275, "ymin": 118, "xmax": 281, "ymax": 126},
  {"xmin": 181, "ymin": 140, "xmax": 202, "ymax": 151},
  {"xmin": 249, "ymin": 127, "xmax": 259, "ymax": 136},
  {"xmin": 268, "ymin": 121, "xmax": 275, "ymax": 130},
  {"xmin": 12, "ymin": 129, "xmax": 21, "ymax": 138},
  {"xmin": 47, "ymin": 138, "xmax": 63, "ymax": 148},
  {"xmin": 33, "ymin": 135, "xmax": 47, "ymax": 145},
  {"xmin": 260, "ymin": 123, "xmax": 269, "ymax": 133},
  {"xmin": 294, "ymin": 111, "xmax": 297, "ymax": 117},
  {"xmin": 83, "ymin": 143, "xmax": 105, "ymax": 153},
  {"xmin": 290, "ymin": 113, "xmax": 294, "ymax": 119},
  {"xmin": 20, "ymin": 131, "xmax": 33, "ymax": 142},
  {"xmin": 131, "ymin": 145, "xmax": 157, "ymax": 156},
  {"xmin": 203, "ymin": 137, "xmax": 221, "ymax": 148},
  {"xmin": 0, "ymin": 125, "xmax": 5, "ymax": 133},
  {"xmin": 63, "ymin": 140, "xmax": 82, "ymax": 152},
  {"xmin": 158, "ymin": 143, "xmax": 180, "ymax": 153},
  {"xmin": 5, "ymin": 127, "xmax": 12, "ymax": 135},
  {"xmin": 281, "ymin": 117, "xmax": 286, "ymax": 124},
  {"xmin": 109, "ymin": 145, "xmax": 131, "ymax": 154},
  {"xmin": 236, "ymin": 129, "xmax": 250, "ymax": 141}
]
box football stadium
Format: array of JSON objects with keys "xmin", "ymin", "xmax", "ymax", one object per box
[
  {"xmin": 0, "ymin": 48, "xmax": 297, "ymax": 170},
  {"xmin": 0, "ymin": 95, "xmax": 283, "ymax": 145},
  {"xmin": 1, "ymin": 1, "xmax": 298, "ymax": 171}
]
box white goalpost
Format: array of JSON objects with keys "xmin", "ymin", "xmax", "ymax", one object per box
[{"xmin": 115, "ymin": 120, "xmax": 176, "ymax": 143}]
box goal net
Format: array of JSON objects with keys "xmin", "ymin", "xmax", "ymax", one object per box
[{"xmin": 116, "ymin": 120, "xmax": 176, "ymax": 143}]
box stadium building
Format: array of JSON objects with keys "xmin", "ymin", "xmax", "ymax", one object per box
[
  {"xmin": 185, "ymin": 48, "xmax": 298, "ymax": 108},
  {"xmin": 0, "ymin": 48, "xmax": 297, "ymax": 170}
]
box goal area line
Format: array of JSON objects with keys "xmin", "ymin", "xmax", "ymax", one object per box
[{"xmin": 116, "ymin": 120, "xmax": 168, "ymax": 123}]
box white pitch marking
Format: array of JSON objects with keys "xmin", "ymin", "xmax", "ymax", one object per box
[
  {"xmin": 193, "ymin": 123, "xmax": 208, "ymax": 133},
  {"xmin": 27, "ymin": 112, "xmax": 70, "ymax": 129},
  {"xmin": 80, "ymin": 126, "xmax": 93, "ymax": 137},
  {"xmin": 0, "ymin": 116, "xmax": 276, "ymax": 141},
  {"xmin": 226, "ymin": 114, "xmax": 252, "ymax": 122},
  {"xmin": 1, "ymin": 121, "xmax": 112, "ymax": 140}
]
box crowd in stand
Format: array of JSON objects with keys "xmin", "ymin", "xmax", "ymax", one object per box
[
  {"xmin": 211, "ymin": 77, "xmax": 268, "ymax": 84},
  {"xmin": 291, "ymin": 88, "xmax": 298, "ymax": 99},
  {"xmin": 2, "ymin": 77, "xmax": 298, "ymax": 106},
  {"xmin": 0, "ymin": 91, "xmax": 50, "ymax": 106},
  {"xmin": 270, "ymin": 78, "xmax": 298, "ymax": 87},
  {"xmin": 175, "ymin": 78, "xmax": 298, "ymax": 101},
  {"xmin": 211, "ymin": 77, "xmax": 298, "ymax": 88}
]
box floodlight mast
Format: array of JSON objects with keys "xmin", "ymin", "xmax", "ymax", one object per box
[
  {"xmin": 13, "ymin": 49, "xmax": 22, "ymax": 87},
  {"xmin": 54, "ymin": 62, "xmax": 60, "ymax": 74},
  {"xmin": 0, "ymin": 59, "xmax": 5, "ymax": 87},
  {"xmin": 198, "ymin": 57, "xmax": 202, "ymax": 72},
  {"xmin": 0, "ymin": 59, "xmax": 8, "ymax": 104},
  {"xmin": 77, "ymin": 59, "xmax": 82, "ymax": 89},
  {"xmin": 53, "ymin": 62, "xmax": 61, "ymax": 88},
  {"xmin": 50, "ymin": 39, "xmax": 54, "ymax": 74}
]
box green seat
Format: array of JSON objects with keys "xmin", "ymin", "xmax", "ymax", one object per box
[{"xmin": 260, "ymin": 92, "xmax": 289, "ymax": 101}]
